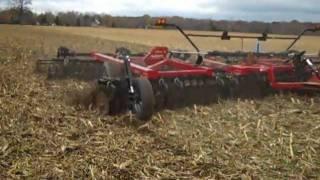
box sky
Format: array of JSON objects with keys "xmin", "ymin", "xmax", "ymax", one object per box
[{"xmin": 0, "ymin": 0, "xmax": 319, "ymax": 22}]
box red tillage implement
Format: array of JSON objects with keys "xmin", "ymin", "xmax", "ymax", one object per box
[
  {"xmin": 157, "ymin": 19, "xmax": 320, "ymax": 97},
  {"xmin": 37, "ymin": 20, "xmax": 320, "ymax": 121}
]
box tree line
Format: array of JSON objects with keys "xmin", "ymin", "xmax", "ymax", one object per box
[{"xmin": 0, "ymin": 0, "xmax": 319, "ymax": 35}]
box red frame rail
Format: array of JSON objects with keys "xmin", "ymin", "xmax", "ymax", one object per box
[
  {"xmin": 90, "ymin": 45, "xmax": 320, "ymax": 91},
  {"xmin": 203, "ymin": 57, "xmax": 320, "ymax": 90},
  {"xmin": 90, "ymin": 47, "xmax": 213, "ymax": 80}
]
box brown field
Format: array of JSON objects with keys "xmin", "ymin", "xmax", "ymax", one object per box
[
  {"xmin": 3, "ymin": 24, "xmax": 320, "ymax": 53},
  {"xmin": 0, "ymin": 25, "xmax": 320, "ymax": 179}
]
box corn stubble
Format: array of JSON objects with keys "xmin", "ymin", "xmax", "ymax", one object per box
[{"xmin": 0, "ymin": 25, "xmax": 319, "ymax": 179}]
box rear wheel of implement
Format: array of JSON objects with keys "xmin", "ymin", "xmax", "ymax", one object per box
[{"xmin": 133, "ymin": 78, "xmax": 155, "ymax": 121}]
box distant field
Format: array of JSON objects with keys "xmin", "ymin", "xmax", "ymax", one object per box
[{"xmin": 1, "ymin": 25, "xmax": 320, "ymax": 53}]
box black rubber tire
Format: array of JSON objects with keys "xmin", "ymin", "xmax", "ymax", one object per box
[{"xmin": 133, "ymin": 78, "xmax": 155, "ymax": 121}]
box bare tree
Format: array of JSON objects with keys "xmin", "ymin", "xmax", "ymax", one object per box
[{"xmin": 9, "ymin": 0, "xmax": 32, "ymax": 23}]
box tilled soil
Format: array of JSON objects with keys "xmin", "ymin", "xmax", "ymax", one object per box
[{"xmin": 0, "ymin": 26, "xmax": 319, "ymax": 179}]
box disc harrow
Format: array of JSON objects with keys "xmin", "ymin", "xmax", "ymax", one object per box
[{"xmin": 37, "ymin": 20, "xmax": 320, "ymax": 121}]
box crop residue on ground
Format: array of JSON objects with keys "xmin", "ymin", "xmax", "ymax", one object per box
[{"xmin": 0, "ymin": 25, "xmax": 319, "ymax": 179}]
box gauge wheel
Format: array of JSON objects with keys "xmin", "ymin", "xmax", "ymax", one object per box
[{"xmin": 132, "ymin": 77, "xmax": 155, "ymax": 121}]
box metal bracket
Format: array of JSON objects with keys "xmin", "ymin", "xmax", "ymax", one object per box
[{"xmin": 122, "ymin": 55, "xmax": 136, "ymax": 112}]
